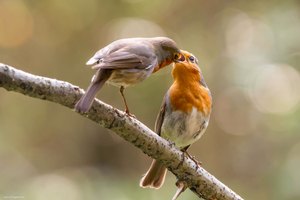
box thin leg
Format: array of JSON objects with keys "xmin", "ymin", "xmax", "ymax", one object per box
[
  {"xmin": 182, "ymin": 146, "xmax": 202, "ymax": 169},
  {"xmin": 178, "ymin": 145, "xmax": 190, "ymax": 167},
  {"xmin": 119, "ymin": 86, "xmax": 130, "ymax": 114}
]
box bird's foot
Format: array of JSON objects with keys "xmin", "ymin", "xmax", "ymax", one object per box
[
  {"xmin": 124, "ymin": 109, "xmax": 136, "ymax": 118},
  {"xmin": 185, "ymin": 152, "xmax": 202, "ymax": 170}
]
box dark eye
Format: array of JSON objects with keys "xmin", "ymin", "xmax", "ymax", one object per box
[
  {"xmin": 189, "ymin": 55, "xmax": 198, "ymax": 64},
  {"xmin": 189, "ymin": 56, "xmax": 195, "ymax": 62},
  {"xmin": 174, "ymin": 54, "xmax": 179, "ymax": 60}
]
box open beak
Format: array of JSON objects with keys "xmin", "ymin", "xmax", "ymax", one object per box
[{"xmin": 174, "ymin": 52, "xmax": 185, "ymax": 63}]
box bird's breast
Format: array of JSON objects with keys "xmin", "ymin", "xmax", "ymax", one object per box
[
  {"xmin": 169, "ymin": 82, "xmax": 212, "ymax": 116},
  {"xmin": 160, "ymin": 80, "xmax": 212, "ymax": 148}
]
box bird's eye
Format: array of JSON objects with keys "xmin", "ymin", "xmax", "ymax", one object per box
[
  {"xmin": 189, "ymin": 55, "xmax": 198, "ymax": 64},
  {"xmin": 189, "ymin": 56, "xmax": 195, "ymax": 62}
]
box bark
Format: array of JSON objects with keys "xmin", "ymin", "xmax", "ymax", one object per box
[{"xmin": 0, "ymin": 63, "xmax": 244, "ymax": 200}]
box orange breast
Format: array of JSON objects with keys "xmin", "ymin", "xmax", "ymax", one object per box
[{"xmin": 169, "ymin": 81, "xmax": 212, "ymax": 116}]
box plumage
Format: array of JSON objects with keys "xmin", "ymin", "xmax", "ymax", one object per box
[
  {"xmin": 140, "ymin": 50, "xmax": 212, "ymax": 189},
  {"xmin": 75, "ymin": 37, "xmax": 181, "ymax": 113}
]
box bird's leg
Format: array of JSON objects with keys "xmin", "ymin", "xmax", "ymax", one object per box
[
  {"xmin": 186, "ymin": 152, "xmax": 202, "ymax": 170},
  {"xmin": 119, "ymin": 86, "xmax": 131, "ymax": 115},
  {"xmin": 181, "ymin": 146, "xmax": 202, "ymax": 169}
]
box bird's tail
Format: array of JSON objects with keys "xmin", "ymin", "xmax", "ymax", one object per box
[
  {"xmin": 140, "ymin": 160, "xmax": 167, "ymax": 189},
  {"xmin": 75, "ymin": 70, "xmax": 111, "ymax": 113}
]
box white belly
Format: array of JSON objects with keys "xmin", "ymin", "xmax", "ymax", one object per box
[{"xmin": 161, "ymin": 107, "xmax": 209, "ymax": 148}]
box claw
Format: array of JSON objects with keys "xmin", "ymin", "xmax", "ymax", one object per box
[
  {"xmin": 185, "ymin": 152, "xmax": 202, "ymax": 170},
  {"xmin": 125, "ymin": 111, "xmax": 136, "ymax": 118}
]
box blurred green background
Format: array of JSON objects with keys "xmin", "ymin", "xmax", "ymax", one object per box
[{"xmin": 0, "ymin": 0, "xmax": 300, "ymax": 199}]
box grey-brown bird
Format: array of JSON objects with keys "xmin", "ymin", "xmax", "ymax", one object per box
[{"xmin": 75, "ymin": 37, "xmax": 182, "ymax": 114}]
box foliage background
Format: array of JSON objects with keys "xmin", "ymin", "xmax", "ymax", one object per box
[{"xmin": 0, "ymin": 0, "xmax": 300, "ymax": 199}]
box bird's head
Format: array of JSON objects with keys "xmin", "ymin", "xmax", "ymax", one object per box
[
  {"xmin": 153, "ymin": 37, "xmax": 184, "ymax": 62},
  {"xmin": 172, "ymin": 50, "xmax": 200, "ymax": 76}
]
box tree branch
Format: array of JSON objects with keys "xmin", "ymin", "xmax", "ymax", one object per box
[{"xmin": 0, "ymin": 63, "xmax": 244, "ymax": 200}]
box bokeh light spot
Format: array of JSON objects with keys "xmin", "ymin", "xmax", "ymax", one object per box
[
  {"xmin": 225, "ymin": 12, "xmax": 274, "ymax": 61},
  {"xmin": 0, "ymin": 0, "xmax": 33, "ymax": 48},
  {"xmin": 27, "ymin": 174, "xmax": 80, "ymax": 200},
  {"xmin": 214, "ymin": 87, "xmax": 259, "ymax": 136},
  {"xmin": 250, "ymin": 63, "xmax": 300, "ymax": 114},
  {"xmin": 33, "ymin": 0, "xmax": 97, "ymax": 47},
  {"xmin": 105, "ymin": 17, "xmax": 165, "ymax": 41}
]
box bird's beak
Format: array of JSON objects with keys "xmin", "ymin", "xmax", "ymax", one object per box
[{"xmin": 174, "ymin": 52, "xmax": 185, "ymax": 63}]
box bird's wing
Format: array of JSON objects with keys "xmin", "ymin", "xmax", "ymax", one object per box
[
  {"xmin": 88, "ymin": 42, "xmax": 158, "ymax": 70},
  {"xmin": 154, "ymin": 95, "xmax": 167, "ymax": 136},
  {"xmin": 94, "ymin": 51, "xmax": 156, "ymax": 70}
]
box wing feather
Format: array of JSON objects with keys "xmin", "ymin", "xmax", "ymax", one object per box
[
  {"xmin": 91, "ymin": 50, "xmax": 156, "ymax": 70},
  {"xmin": 154, "ymin": 96, "xmax": 167, "ymax": 136}
]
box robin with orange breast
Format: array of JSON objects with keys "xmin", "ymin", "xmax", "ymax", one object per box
[
  {"xmin": 75, "ymin": 37, "xmax": 182, "ymax": 114},
  {"xmin": 140, "ymin": 50, "xmax": 212, "ymax": 189}
]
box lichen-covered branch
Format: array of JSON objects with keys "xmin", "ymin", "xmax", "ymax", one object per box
[{"xmin": 0, "ymin": 63, "xmax": 244, "ymax": 200}]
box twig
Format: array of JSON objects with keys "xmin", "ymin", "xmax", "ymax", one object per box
[{"xmin": 0, "ymin": 63, "xmax": 244, "ymax": 200}]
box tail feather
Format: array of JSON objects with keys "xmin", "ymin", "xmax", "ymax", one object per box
[
  {"xmin": 140, "ymin": 160, "xmax": 167, "ymax": 189},
  {"xmin": 75, "ymin": 69, "xmax": 111, "ymax": 113}
]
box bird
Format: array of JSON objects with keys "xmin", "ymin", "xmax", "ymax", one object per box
[
  {"xmin": 140, "ymin": 50, "xmax": 212, "ymax": 189},
  {"xmin": 74, "ymin": 37, "xmax": 183, "ymax": 114}
]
